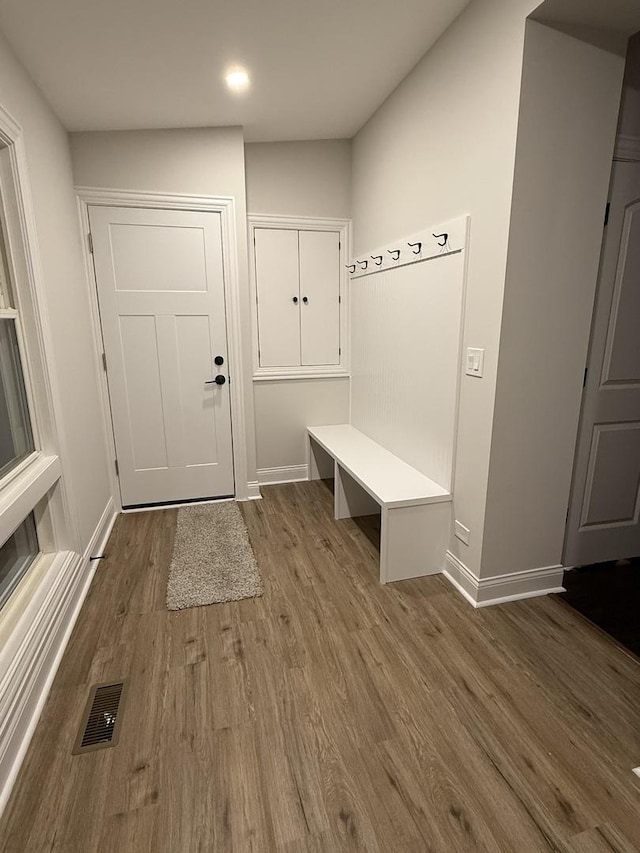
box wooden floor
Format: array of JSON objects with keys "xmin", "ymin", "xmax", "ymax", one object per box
[{"xmin": 1, "ymin": 482, "xmax": 640, "ymax": 852}]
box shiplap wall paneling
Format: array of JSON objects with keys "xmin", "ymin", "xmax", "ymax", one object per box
[
  {"xmin": 254, "ymin": 228, "xmax": 300, "ymax": 367},
  {"xmin": 299, "ymin": 230, "xmax": 340, "ymax": 366},
  {"xmin": 350, "ymin": 220, "xmax": 467, "ymax": 492}
]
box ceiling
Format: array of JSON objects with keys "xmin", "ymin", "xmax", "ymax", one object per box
[
  {"xmin": 0, "ymin": 0, "xmax": 471, "ymax": 142},
  {"xmin": 533, "ymin": 0, "xmax": 640, "ymax": 55}
]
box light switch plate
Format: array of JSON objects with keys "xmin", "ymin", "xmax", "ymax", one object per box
[{"xmin": 466, "ymin": 347, "xmax": 485, "ymax": 378}]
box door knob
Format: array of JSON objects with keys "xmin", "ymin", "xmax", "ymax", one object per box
[
  {"xmin": 302, "ymin": 296, "xmax": 309, "ymax": 304},
  {"xmin": 292, "ymin": 296, "xmax": 298, "ymax": 304},
  {"xmin": 214, "ymin": 355, "xmax": 224, "ymax": 365},
  {"xmin": 205, "ymin": 375, "xmax": 226, "ymax": 386}
]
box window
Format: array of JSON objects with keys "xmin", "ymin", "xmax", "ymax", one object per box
[
  {"xmin": 0, "ymin": 318, "xmax": 35, "ymax": 479},
  {"xmin": 0, "ymin": 119, "xmax": 69, "ymax": 618},
  {"xmin": 0, "ymin": 513, "xmax": 38, "ymax": 610}
]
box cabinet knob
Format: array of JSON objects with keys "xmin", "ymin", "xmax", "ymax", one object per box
[
  {"xmin": 302, "ymin": 296, "xmax": 309, "ymax": 304},
  {"xmin": 292, "ymin": 296, "xmax": 298, "ymax": 304}
]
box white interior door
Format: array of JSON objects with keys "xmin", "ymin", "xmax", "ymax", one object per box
[
  {"xmin": 565, "ymin": 160, "xmax": 640, "ymax": 565},
  {"xmin": 89, "ymin": 205, "xmax": 235, "ymax": 507},
  {"xmin": 299, "ymin": 230, "xmax": 340, "ymax": 366},
  {"xmin": 254, "ymin": 228, "xmax": 300, "ymax": 367}
]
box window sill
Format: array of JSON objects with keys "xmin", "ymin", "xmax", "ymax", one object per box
[{"xmin": 0, "ymin": 453, "xmax": 61, "ymax": 546}]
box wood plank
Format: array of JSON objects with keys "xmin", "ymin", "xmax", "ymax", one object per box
[{"xmin": 1, "ymin": 482, "xmax": 639, "ymax": 852}]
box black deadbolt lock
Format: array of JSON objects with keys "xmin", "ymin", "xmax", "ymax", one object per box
[
  {"xmin": 214, "ymin": 374, "xmax": 226, "ymax": 385},
  {"xmin": 214, "ymin": 355, "xmax": 224, "ymax": 365}
]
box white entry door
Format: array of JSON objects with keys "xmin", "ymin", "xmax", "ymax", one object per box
[
  {"xmin": 565, "ymin": 160, "xmax": 640, "ymax": 565},
  {"xmin": 89, "ymin": 205, "xmax": 235, "ymax": 507}
]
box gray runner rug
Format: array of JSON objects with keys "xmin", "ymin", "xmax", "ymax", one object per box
[{"xmin": 166, "ymin": 502, "xmax": 263, "ymax": 610}]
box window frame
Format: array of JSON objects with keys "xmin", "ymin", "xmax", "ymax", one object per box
[
  {"xmin": 0, "ymin": 308, "xmax": 38, "ymax": 482},
  {"xmin": 0, "ymin": 104, "xmax": 77, "ymax": 600}
]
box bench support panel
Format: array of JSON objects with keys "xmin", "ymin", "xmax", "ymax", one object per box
[
  {"xmin": 381, "ymin": 502, "xmax": 451, "ymax": 584},
  {"xmin": 308, "ymin": 437, "xmax": 334, "ymax": 481},
  {"xmin": 335, "ymin": 464, "xmax": 380, "ymax": 519},
  {"xmin": 308, "ymin": 427, "xmax": 452, "ymax": 585}
]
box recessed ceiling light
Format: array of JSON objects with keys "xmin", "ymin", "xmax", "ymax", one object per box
[{"xmin": 225, "ymin": 67, "xmax": 250, "ymax": 93}]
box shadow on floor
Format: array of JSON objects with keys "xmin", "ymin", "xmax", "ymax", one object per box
[{"xmin": 560, "ymin": 557, "xmax": 640, "ymax": 658}]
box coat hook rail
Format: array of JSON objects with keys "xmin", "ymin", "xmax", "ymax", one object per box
[{"xmin": 347, "ymin": 216, "xmax": 467, "ymax": 278}]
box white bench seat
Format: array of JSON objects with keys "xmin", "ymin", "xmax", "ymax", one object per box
[{"xmin": 307, "ymin": 424, "xmax": 452, "ymax": 584}]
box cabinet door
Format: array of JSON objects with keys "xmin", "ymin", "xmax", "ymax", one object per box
[
  {"xmin": 299, "ymin": 230, "xmax": 340, "ymax": 366},
  {"xmin": 254, "ymin": 228, "xmax": 300, "ymax": 367}
]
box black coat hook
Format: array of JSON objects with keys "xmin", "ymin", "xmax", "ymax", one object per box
[
  {"xmin": 357, "ymin": 259, "xmax": 368, "ymax": 271},
  {"xmin": 433, "ymin": 233, "xmax": 449, "ymax": 247},
  {"xmin": 408, "ymin": 241, "xmax": 422, "ymax": 254},
  {"xmin": 387, "ymin": 249, "xmax": 401, "ymax": 261},
  {"xmin": 346, "ymin": 264, "xmax": 356, "ymax": 274},
  {"xmin": 371, "ymin": 255, "xmax": 383, "ymax": 266}
]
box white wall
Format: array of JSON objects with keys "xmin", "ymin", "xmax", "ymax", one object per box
[
  {"xmin": 0, "ymin": 32, "xmax": 111, "ymax": 552},
  {"xmin": 69, "ymin": 127, "xmax": 258, "ymax": 490},
  {"xmin": 352, "ymin": 0, "xmax": 539, "ymax": 576},
  {"xmin": 245, "ymin": 140, "xmax": 351, "ymax": 476},
  {"xmin": 482, "ymin": 20, "xmax": 626, "ymax": 577},
  {"xmin": 619, "ymin": 32, "xmax": 640, "ymax": 139},
  {"xmin": 254, "ymin": 379, "xmax": 349, "ymax": 475},
  {"xmin": 350, "ymin": 252, "xmax": 466, "ymax": 493},
  {"xmin": 245, "ymin": 140, "xmax": 351, "ymax": 218}
]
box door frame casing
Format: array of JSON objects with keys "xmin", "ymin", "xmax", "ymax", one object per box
[{"xmin": 75, "ymin": 187, "xmax": 255, "ymax": 508}]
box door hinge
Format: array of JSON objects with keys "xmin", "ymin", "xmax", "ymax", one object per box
[
  {"xmin": 87, "ymin": 232, "xmax": 94, "ymax": 254},
  {"xmin": 339, "ymin": 295, "xmax": 341, "ymax": 303},
  {"xmin": 339, "ymin": 240, "xmax": 341, "ymax": 250},
  {"xmin": 114, "ymin": 459, "xmax": 119, "ymax": 477},
  {"xmin": 339, "ymin": 347, "xmax": 341, "ymax": 356},
  {"xmin": 604, "ymin": 202, "xmax": 611, "ymax": 227},
  {"xmin": 583, "ymin": 367, "xmax": 588, "ymax": 388},
  {"xmin": 101, "ymin": 352, "xmax": 107, "ymax": 372}
]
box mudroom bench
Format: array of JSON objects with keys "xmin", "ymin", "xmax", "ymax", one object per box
[{"xmin": 307, "ymin": 425, "xmax": 452, "ymax": 583}]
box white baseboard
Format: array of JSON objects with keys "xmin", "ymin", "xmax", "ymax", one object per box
[
  {"xmin": 257, "ymin": 465, "xmax": 308, "ymax": 486},
  {"xmin": 84, "ymin": 498, "xmax": 118, "ymax": 563},
  {"xmin": 240, "ymin": 480, "xmax": 262, "ymax": 501},
  {"xmin": 0, "ymin": 499, "xmax": 117, "ymax": 817},
  {"xmin": 443, "ymin": 551, "xmax": 565, "ymax": 608}
]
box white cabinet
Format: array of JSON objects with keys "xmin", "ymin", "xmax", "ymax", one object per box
[
  {"xmin": 254, "ymin": 228, "xmax": 300, "ymax": 368},
  {"xmin": 250, "ymin": 216, "xmax": 349, "ymax": 379}
]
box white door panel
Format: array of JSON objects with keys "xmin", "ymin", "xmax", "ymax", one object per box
[
  {"xmin": 299, "ymin": 230, "xmax": 340, "ymax": 366},
  {"xmin": 565, "ymin": 161, "xmax": 640, "ymax": 564},
  {"xmin": 110, "ymin": 223, "xmax": 208, "ymax": 292},
  {"xmin": 254, "ymin": 228, "xmax": 300, "ymax": 367},
  {"xmin": 580, "ymin": 423, "xmax": 640, "ymax": 527},
  {"xmin": 601, "ymin": 201, "xmax": 640, "ymax": 384},
  {"xmin": 90, "ymin": 206, "xmax": 234, "ymax": 506},
  {"xmin": 119, "ymin": 315, "xmax": 168, "ymax": 471}
]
